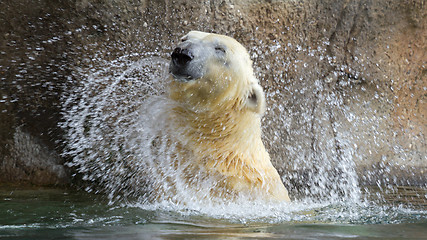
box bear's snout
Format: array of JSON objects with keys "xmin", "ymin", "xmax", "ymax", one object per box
[
  {"xmin": 170, "ymin": 45, "xmax": 204, "ymax": 81},
  {"xmin": 171, "ymin": 47, "xmax": 193, "ymax": 67}
]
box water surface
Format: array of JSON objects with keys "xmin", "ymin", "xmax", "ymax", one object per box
[{"xmin": 1, "ymin": 187, "xmax": 425, "ymax": 239}]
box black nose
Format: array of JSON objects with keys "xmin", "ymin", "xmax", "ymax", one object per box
[{"xmin": 171, "ymin": 47, "xmax": 193, "ymax": 67}]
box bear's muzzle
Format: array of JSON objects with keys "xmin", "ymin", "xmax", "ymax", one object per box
[
  {"xmin": 169, "ymin": 45, "xmax": 204, "ymax": 82},
  {"xmin": 171, "ymin": 47, "xmax": 193, "ymax": 67}
]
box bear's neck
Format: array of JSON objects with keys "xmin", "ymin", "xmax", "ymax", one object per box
[
  {"xmin": 172, "ymin": 105, "xmax": 260, "ymax": 144},
  {"xmin": 170, "ymin": 104, "xmax": 272, "ymax": 170}
]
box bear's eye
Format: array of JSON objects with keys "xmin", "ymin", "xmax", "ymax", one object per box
[{"xmin": 215, "ymin": 46, "xmax": 226, "ymax": 54}]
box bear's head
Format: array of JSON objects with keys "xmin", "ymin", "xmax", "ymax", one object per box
[{"xmin": 169, "ymin": 31, "xmax": 265, "ymax": 115}]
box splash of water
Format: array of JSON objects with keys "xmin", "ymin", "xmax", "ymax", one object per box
[
  {"xmin": 259, "ymin": 41, "xmax": 364, "ymax": 203},
  {"xmin": 62, "ymin": 54, "xmax": 279, "ymax": 206},
  {"xmin": 61, "ymin": 44, "xmax": 425, "ymax": 222},
  {"xmin": 61, "ymin": 49, "xmax": 364, "ymax": 204},
  {"xmin": 61, "ymin": 55, "xmax": 169, "ymax": 201}
]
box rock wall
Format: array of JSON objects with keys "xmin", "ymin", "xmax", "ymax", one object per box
[
  {"xmin": 0, "ymin": 0, "xmax": 74, "ymax": 186},
  {"xmin": 0, "ymin": 0, "xmax": 425, "ymax": 188}
]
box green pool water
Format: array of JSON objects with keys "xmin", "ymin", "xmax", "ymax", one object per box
[{"xmin": 0, "ymin": 187, "xmax": 426, "ymax": 240}]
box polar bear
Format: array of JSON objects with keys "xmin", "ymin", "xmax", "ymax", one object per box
[{"xmin": 166, "ymin": 31, "xmax": 290, "ymax": 202}]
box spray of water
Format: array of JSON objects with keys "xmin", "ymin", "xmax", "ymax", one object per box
[
  {"xmin": 258, "ymin": 40, "xmax": 364, "ymax": 203},
  {"xmin": 61, "ymin": 56, "xmax": 169, "ymax": 201},
  {"xmin": 61, "ymin": 45, "xmax": 424, "ymax": 222},
  {"xmin": 62, "ymin": 54, "xmax": 286, "ymax": 206}
]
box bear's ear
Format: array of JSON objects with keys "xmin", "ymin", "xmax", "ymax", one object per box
[{"xmin": 245, "ymin": 84, "xmax": 266, "ymax": 115}]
